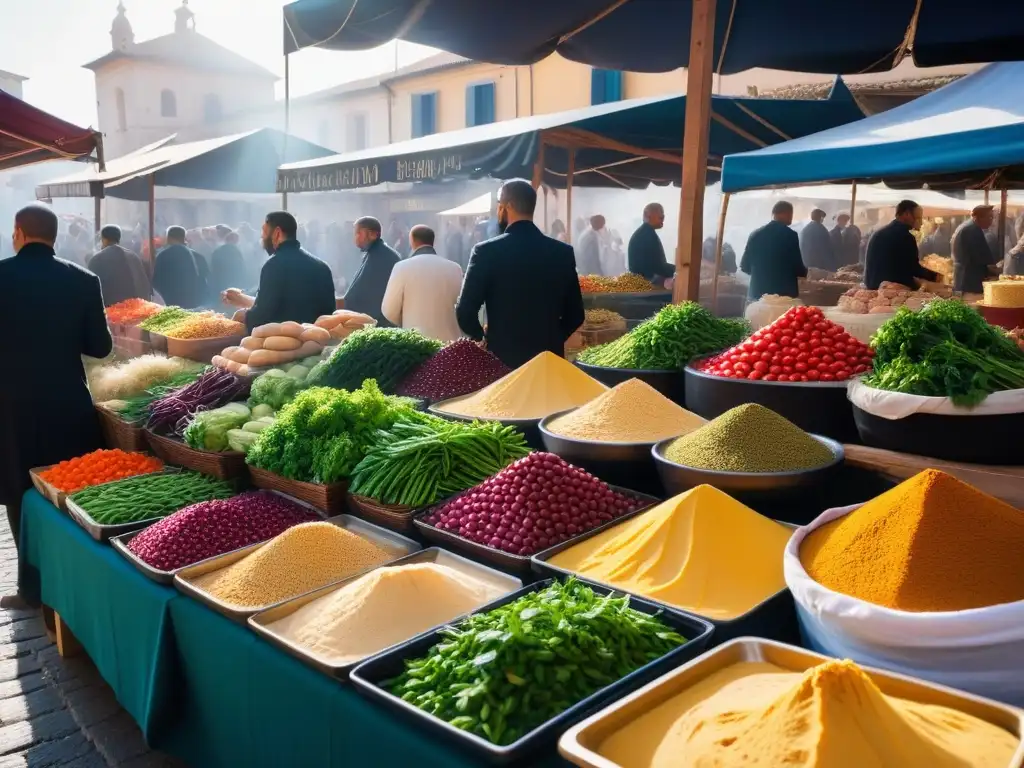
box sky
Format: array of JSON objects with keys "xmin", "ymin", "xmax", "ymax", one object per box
[{"xmin": 0, "ymin": 0, "xmax": 437, "ymax": 127}]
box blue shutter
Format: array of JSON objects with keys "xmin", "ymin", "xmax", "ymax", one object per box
[
  {"xmin": 480, "ymin": 82, "xmax": 495, "ymax": 124},
  {"xmin": 423, "ymin": 92, "xmax": 436, "ymax": 135},
  {"xmin": 591, "ymin": 69, "xmax": 606, "ymax": 105},
  {"xmin": 591, "ymin": 69, "xmax": 623, "ymax": 105},
  {"xmin": 412, "ymin": 94, "xmax": 423, "ymax": 138},
  {"xmin": 466, "ymin": 85, "xmax": 476, "ymax": 127}
]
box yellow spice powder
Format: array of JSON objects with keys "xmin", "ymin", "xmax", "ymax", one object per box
[
  {"xmin": 191, "ymin": 522, "xmax": 391, "ymax": 608},
  {"xmin": 438, "ymin": 351, "xmax": 607, "ymax": 419},
  {"xmin": 546, "ymin": 378, "xmax": 705, "ymax": 442},
  {"xmin": 599, "ymin": 660, "xmax": 1017, "ymax": 768},
  {"xmin": 549, "ymin": 485, "xmax": 791, "ymax": 619},
  {"xmin": 268, "ymin": 563, "xmax": 507, "ymax": 665}
]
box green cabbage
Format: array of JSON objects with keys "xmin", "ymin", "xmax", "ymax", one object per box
[
  {"xmin": 248, "ymin": 369, "xmax": 302, "ymax": 410},
  {"xmin": 183, "ymin": 403, "xmax": 251, "ymax": 452}
]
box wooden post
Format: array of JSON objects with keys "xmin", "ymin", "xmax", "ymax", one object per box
[
  {"xmin": 850, "ymin": 181, "xmax": 858, "ymax": 223},
  {"xmin": 984, "ymin": 189, "xmax": 990, "ymax": 206},
  {"xmin": 566, "ymin": 149, "xmax": 575, "ymax": 245},
  {"xmin": 674, "ymin": 0, "xmax": 717, "ymax": 304},
  {"xmin": 531, "ymin": 138, "xmax": 546, "ymax": 189},
  {"xmin": 710, "ymin": 192, "xmax": 731, "ymax": 314},
  {"xmin": 148, "ymin": 175, "xmax": 156, "ymax": 270},
  {"xmin": 998, "ymin": 186, "xmax": 1009, "ymax": 259},
  {"xmin": 93, "ymin": 195, "xmax": 101, "ymax": 235},
  {"xmin": 283, "ymin": 54, "xmax": 291, "ymax": 211}
]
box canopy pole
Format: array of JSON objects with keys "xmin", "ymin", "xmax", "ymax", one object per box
[
  {"xmin": 998, "ymin": 186, "xmax": 1008, "ymax": 260},
  {"xmin": 984, "ymin": 189, "xmax": 990, "ymax": 206},
  {"xmin": 93, "ymin": 195, "xmax": 101, "ymax": 236},
  {"xmin": 711, "ymin": 192, "xmax": 731, "ymax": 315},
  {"xmin": 566, "ymin": 149, "xmax": 575, "ymax": 245},
  {"xmin": 850, "ymin": 181, "xmax": 858, "ymax": 223},
  {"xmin": 675, "ymin": 0, "xmax": 717, "ymax": 304},
  {"xmin": 531, "ymin": 138, "xmax": 546, "ymax": 189},
  {"xmin": 148, "ymin": 175, "xmax": 156, "ymax": 274},
  {"xmin": 282, "ymin": 53, "xmax": 291, "ymax": 211}
]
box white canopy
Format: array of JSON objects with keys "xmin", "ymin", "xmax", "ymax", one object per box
[{"xmin": 439, "ymin": 192, "xmax": 492, "ymax": 217}]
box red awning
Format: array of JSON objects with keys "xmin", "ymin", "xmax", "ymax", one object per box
[{"xmin": 0, "ymin": 90, "xmax": 102, "ymax": 172}]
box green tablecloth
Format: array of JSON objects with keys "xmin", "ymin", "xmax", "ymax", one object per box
[{"xmin": 19, "ymin": 491, "xmax": 566, "ymax": 767}]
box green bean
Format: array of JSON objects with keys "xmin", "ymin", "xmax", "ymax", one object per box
[{"xmin": 69, "ymin": 471, "xmax": 233, "ymax": 526}]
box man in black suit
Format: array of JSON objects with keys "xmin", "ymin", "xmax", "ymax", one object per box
[
  {"xmin": 152, "ymin": 225, "xmax": 209, "ymax": 308},
  {"xmin": 864, "ymin": 200, "xmax": 938, "ymax": 290},
  {"xmin": 87, "ymin": 225, "xmax": 152, "ymax": 306},
  {"xmin": 0, "ymin": 205, "xmax": 111, "ymax": 602},
  {"xmin": 456, "ymin": 179, "xmax": 584, "ymax": 369},
  {"xmin": 344, "ymin": 216, "xmax": 401, "ymax": 327},
  {"xmin": 740, "ymin": 201, "xmax": 807, "ymax": 300}
]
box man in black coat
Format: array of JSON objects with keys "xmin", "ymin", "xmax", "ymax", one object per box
[
  {"xmin": 0, "ymin": 205, "xmax": 111, "ymax": 598},
  {"xmin": 87, "ymin": 225, "xmax": 152, "ymax": 306},
  {"xmin": 627, "ymin": 203, "xmax": 674, "ymax": 287},
  {"xmin": 576, "ymin": 215, "xmax": 605, "ymax": 276},
  {"xmin": 864, "ymin": 200, "xmax": 938, "ymax": 290},
  {"xmin": 952, "ymin": 205, "xmax": 999, "ymax": 293},
  {"xmin": 221, "ymin": 211, "xmax": 336, "ymax": 332},
  {"xmin": 799, "ymin": 208, "xmax": 834, "ymax": 270},
  {"xmin": 344, "ymin": 217, "xmax": 401, "ymax": 327},
  {"xmin": 456, "ymin": 179, "xmax": 584, "ymax": 369},
  {"xmin": 209, "ymin": 230, "xmax": 249, "ymax": 299},
  {"xmin": 152, "ymin": 226, "xmax": 209, "ymax": 308},
  {"xmin": 740, "ymin": 201, "xmax": 807, "ymax": 300}
]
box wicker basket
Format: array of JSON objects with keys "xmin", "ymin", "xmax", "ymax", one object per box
[
  {"xmin": 248, "ymin": 467, "xmax": 348, "ymax": 515},
  {"xmin": 164, "ymin": 334, "xmax": 244, "ymax": 365},
  {"xmin": 96, "ymin": 405, "xmax": 148, "ymax": 452},
  {"xmin": 145, "ymin": 430, "xmax": 248, "ymax": 480},
  {"xmin": 346, "ymin": 493, "xmax": 416, "ymax": 533}
]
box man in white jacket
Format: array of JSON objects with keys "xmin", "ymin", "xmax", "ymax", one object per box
[{"xmin": 382, "ymin": 225, "xmax": 464, "ymax": 342}]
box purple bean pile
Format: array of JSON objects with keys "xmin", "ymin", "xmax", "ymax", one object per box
[
  {"xmin": 397, "ymin": 339, "xmax": 510, "ymax": 402},
  {"xmin": 127, "ymin": 491, "xmax": 319, "ymax": 571},
  {"xmin": 146, "ymin": 367, "xmax": 250, "ymax": 436}
]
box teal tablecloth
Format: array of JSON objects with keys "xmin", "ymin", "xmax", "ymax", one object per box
[{"xmin": 20, "ymin": 491, "xmax": 566, "ymax": 767}]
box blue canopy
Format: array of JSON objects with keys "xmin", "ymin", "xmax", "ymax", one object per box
[
  {"xmin": 278, "ymin": 85, "xmax": 864, "ymax": 193},
  {"xmin": 282, "ymin": 0, "xmax": 1024, "ymax": 74},
  {"xmin": 720, "ymin": 63, "xmax": 1024, "ymax": 193}
]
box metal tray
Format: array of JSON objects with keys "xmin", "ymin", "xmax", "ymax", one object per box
[
  {"xmin": 532, "ymin": 512, "xmax": 801, "ymax": 646},
  {"xmin": 559, "ymin": 638, "xmax": 1024, "ymax": 768},
  {"xmin": 349, "ymin": 575, "xmax": 714, "ymax": 765},
  {"xmin": 413, "ymin": 485, "xmax": 661, "ymax": 576},
  {"xmin": 110, "ymin": 491, "xmax": 327, "ymax": 584},
  {"xmin": 248, "ymin": 547, "xmax": 524, "ymax": 679},
  {"xmin": 173, "ymin": 514, "xmax": 422, "ymax": 623}
]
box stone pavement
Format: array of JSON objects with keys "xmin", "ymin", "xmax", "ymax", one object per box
[{"xmin": 0, "ymin": 511, "xmax": 182, "ymax": 768}]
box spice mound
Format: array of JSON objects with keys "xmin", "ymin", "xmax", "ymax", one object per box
[
  {"xmin": 424, "ymin": 452, "xmax": 643, "ymax": 557},
  {"xmin": 546, "ymin": 378, "xmax": 705, "ymax": 443},
  {"xmin": 267, "ymin": 563, "xmax": 507, "ymax": 665},
  {"xmin": 435, "ymin": 351, "xmax": 606, "ymax": 419},
  {"xmin": 397, "ymin": 339, "xmax": 511, "ymax": 402},
  {"xmin": 127, "ymin": 491, "xmax": 319, "ymax": 572},
  {"xmin": 664, "ymin": 403, "xmax": 833, "ymax": 473},
  {"xmin": 801, "ymin": 469, "xmax": 1024, "ymax": 612},
  {"xmin": 550, "ymin": 485, "xmax": 791, "ymax": 619},
  {"xmin": 598, "ymin": 659, "xmax": 1018, "ymax": 768},
  {"xmin": 190, "ymin": 522, "xmax": 391, "ymax": 608},
  {"xmin": 387, "ymin": 578, "xmax": 687, "ymax": 747}
]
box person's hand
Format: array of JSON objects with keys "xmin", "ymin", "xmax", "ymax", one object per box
[
  {"xmin": 231, "ymin": 308, "xmax": 247, "ymax": 323},
  {"xmin": 664, "ymin": 276, "xmax": 675, "ymax": 291},
  {"xmin": 221, "ymin": 288, "xmax": 244, "ymax": 307}
]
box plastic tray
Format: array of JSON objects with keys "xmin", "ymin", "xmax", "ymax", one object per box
[
  {"xmin": 173, "ymin": 515, "xmax": 422, "ymax": 623},
  {"xmin": 349, "ymin": 576, "xmax": 714, "ymax": 765},
  {"xmin": 559, "ymin": 638, "xmax": 1024, "ymax": 768},
  {"xmin": 248, "ymin": 548, "xmax": 524, "ymax": 679},
  {"xmin": 412, "ymin": 485, "xmax": 660, "ymax": 576},
  {"xmin": 110, "ymin": 491, "xmax": 326, "ymax": 584}
]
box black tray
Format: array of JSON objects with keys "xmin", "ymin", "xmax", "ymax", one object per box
[
  {"xmin": 428, "ymin": 400, "xmax": 544, "ymax": 450},
  {"xmin": 853, "ymin": 404, "xmax": 1024, "ymax": 466},
  {"xmin": 538, "ymin": 410, "xmax": 666, "ymax": 497},
  {"xmin": 349, "ymin": 576, "xmax": 714, "ymax": 765},
  {"xmin": 573, "ymin": 362, "xmax": 685, "ymax": 407},
  {"xmin": 651, "ymin": 433, "xmax": 845, "ymax": 503},
  {"xmin": 412, "ymin": 485, "xmax": 661, "ymax": 577},
  {"xmin": 684, "ymin": 362, "xmax": 859, "ymax": 443}
]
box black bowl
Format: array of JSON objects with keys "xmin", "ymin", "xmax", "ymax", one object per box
[
  {"xmin": 428, "ymin": 398, "xmax": 544, "ymax": 450},
  {"xmin": 574, "ymin": 361, "xmax": 686, "ymax": 406},
  {"xmin": 684, "ymin": 362, "xmax": 859, "ymax": 442},
  {"xmin": 651, "ymin": 434, "xmax": 845, "ymax": 503}
]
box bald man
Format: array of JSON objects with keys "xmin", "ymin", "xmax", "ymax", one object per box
[
  {"xmin": 0, "ymin": 205, "xmax": 111, "ymax": 601},
  {"xmin": 628, "ymin": 203, "xmax": 674, "ymax": 287}
]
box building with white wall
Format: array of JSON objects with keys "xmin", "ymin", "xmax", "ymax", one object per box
[{"xmin": 0, "ymin": 69, "xmax": 26, "ymax": 99}]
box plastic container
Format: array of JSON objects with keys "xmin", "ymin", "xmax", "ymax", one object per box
[
  {"xmin": 349, "ymin": 576, "xmax": 714, "ymax": 765},
  {"xmin": 574, "ymin": 362, "xmax": 685, "ymax": 406},
  {"xmin": 684, "ymin": 362, "xmax": 859, "ymax": 443},
  {"xmin": 651, "ymin": 434, "xmax": 845, "ymax": 504}
]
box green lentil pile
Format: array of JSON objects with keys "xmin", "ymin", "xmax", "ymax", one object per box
[{"xmin": 663, "ymin": 404, "xmax": 834, "ymax": 473}]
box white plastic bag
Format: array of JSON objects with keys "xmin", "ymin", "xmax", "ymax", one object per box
[
  {"xmin": 785, "ymin": 504, "xmax": 1024, "ymax": 706},
  {"xmin": 848, "ymin": 378, "xmax": 1024, "ymax": 419}
]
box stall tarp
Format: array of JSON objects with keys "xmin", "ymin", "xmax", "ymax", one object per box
[
  {"xmin": 0, "ymin": 90, "xmax": 101, "ymax": 171},
  {"xmin": 721, "ymin": 63, "xmax": 1024, "ymax": 192},
  {"xmin": 278, "ymin": 87, "xmax": 865, "ymax": 193},
  {"xmin": 283, "ymin": 0, "xmax": 1024, "ymax": 75},
  {"xmin": 37, "ymin": 128, "xmax": 335, "ymax": 202},
  {"xmin": 439, "ymin": 192, "xmax": 492, "ymax": 217}
]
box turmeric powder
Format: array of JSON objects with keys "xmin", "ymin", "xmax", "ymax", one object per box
[{"xmin": 801, "ymin": 469, "xmax": 1024, "ymax": 612}]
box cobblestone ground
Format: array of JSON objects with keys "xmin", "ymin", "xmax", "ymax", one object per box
[{"xmin": 0, "ymin": 510, "xmax": 181, "ymax": 768}]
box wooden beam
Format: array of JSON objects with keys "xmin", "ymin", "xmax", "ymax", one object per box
[
  {"xmin": 850, "ymin": 181, "xmax": 858, "ymax": 222},
  {"xmin": 566, "ymin": 149, "xmax": 575, "ymax": 245},
  {"xmin": 283, "ymin": 54, "xmax": 291, "ymax": 211},
  {"xmin": 93, "ymin": 195, "xmax": 101, "ymax": 235},
  {"xmin": 531, "ymin": 138, "xmax": 546, "ymax": 189},
  {"xmin": 543, "ymin": 127, "xmax": 683, "ymax": 166},
  {"xmin": 675, "ymin": 0, "xmax": 717, "ymax": 304},
  {"xmin": 148, "ymin": 175, "xmax": 156, "ymax": 273},
  {"xmin": 999, "ymin": 186, "xmax": 1009, "ymax": 259},
  {"xmin": 710, "ymin": 192, "xmax": 731, "ymax": 313}
]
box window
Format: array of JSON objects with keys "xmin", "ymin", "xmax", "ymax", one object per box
[
  {"xmin": 465, "ymin": 82, "xmax": 496, "ymax": 127},
  {"xmin": 591, "ymin": 69, "xmax": 623, "ymax": 105},
  {"xmin": 411, "ymin": 92, "xmax": 437, "ymax": 138},
  {"xmin": 203, "ymin": 94, "xmax": 223, "ymax": 124},
  {"xmin": 115, "ymin": 87, "xmax": 127, "ymax": 131},
  {"xmin": 347, "ymin": 113, "xmax": 368, "ymax": 151},
  {"xmin": 160, "ymin": 89, "xmax": 177, "ymax": 118}
]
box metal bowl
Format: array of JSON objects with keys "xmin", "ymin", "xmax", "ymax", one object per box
[
  {"xmin": 428, "ymin": 397, "xmax": 544, "ymax": 449},
  {"xmin": 651, "ymin": 433, "xmax": 845, "ymax": 502},
  {"xmin": 574, "ymin": 361, "xmax": 685, "ymax": 405}
]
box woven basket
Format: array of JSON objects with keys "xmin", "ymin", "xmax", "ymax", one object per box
[
  {"xmin": 346, "ymin": 493, "xmax": 416, "ymax": 533},
  {"xmin": 145, "ymin": 430, "xmax": 248, "ymax": 480},
  {"xmin": 248, "ymin": 467, "xmax": 348, "ymax": 515},
  {"xmin": 96, "ymin": 406, "xmax": 148, "ymax": 452},
  {"xmin": 165, "ymin": 334, "xmax": 244, "ymax": 365}
]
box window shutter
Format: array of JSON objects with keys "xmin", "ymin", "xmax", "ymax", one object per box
[
  {"xmin": 424, "ymin": 92, "xmax": 436, "ymax": 135},
  {"xmin": 481, "ymin": 83, "xmax": 495, "ymax": 124},
  {"xmin": 606, "ymin": 70, "xmax": 623, "ymax": 102},
  {"xmin": 411, "ymin": 94, "xmax": 423, "ymax": 138},
  {"xmin": 591, "ymin": 69, "xmax": 606, "ymax": 105},
  {"xmin": 466, "ymin": 85, "xmax": 476, "ymax": 127}
]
